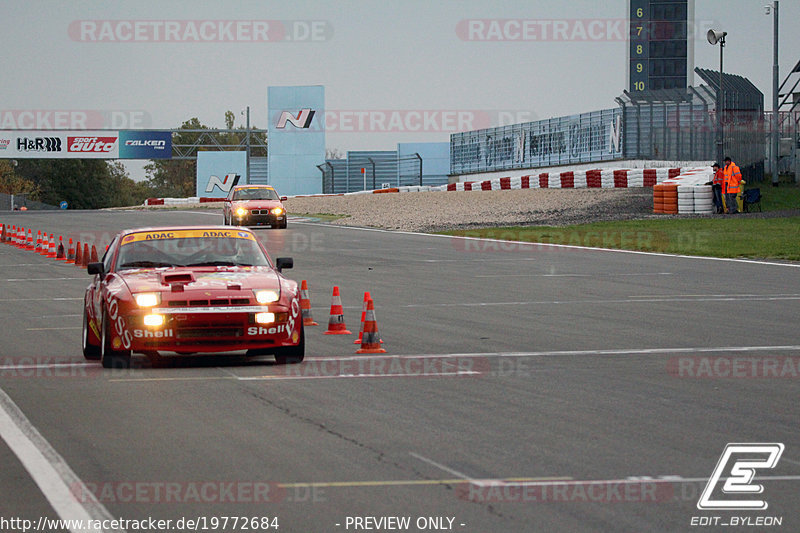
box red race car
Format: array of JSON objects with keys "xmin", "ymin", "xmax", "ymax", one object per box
[
  {"xmin": 223, "ymin": 185, "xmax": 288, "ymax": 228},
  {"xmin": 82, "ymin": 226, "xmax": 303, "ymax": 368}
]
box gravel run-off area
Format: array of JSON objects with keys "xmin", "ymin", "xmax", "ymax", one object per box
[{"xmin": 284, "ymin": 188, "xmax": 661, "ymax": 232}]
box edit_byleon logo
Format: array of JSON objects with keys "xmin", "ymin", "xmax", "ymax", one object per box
[{"xmin": 697, "ymin": 443, "xmax": 784, "ymax": 510}]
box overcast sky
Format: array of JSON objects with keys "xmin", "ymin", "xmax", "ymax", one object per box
[{"xmin": 2, "ymin": 0, "xmax": 799, "ymax": 178}]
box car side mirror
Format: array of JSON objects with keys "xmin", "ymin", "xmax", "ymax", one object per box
[
  {"xmin": 275, "ymin": 257, "xmax": 293, "ymax": 272},
  {"xmin": 87, "ymin": 262, "xmax": 105, "ymax": 276},
  {"xmin": 280, "ymin": 196, "xmax": 288, "ymax": 202}
]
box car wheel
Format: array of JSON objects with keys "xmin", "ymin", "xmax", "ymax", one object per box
[
  {"xmin": 82, "ymin": 307, "xmax": 101, "ymax": 360},
  {"xmin": 274, "ymin": 323, "xmax": 305, "ymax": 364},
  {"xmin": 100, "ymin": 311, "xmax": 131, "ymax": 369},
  {"xmin": 279, "ymin": 219, "xmax": 287, "ymax": 229}
]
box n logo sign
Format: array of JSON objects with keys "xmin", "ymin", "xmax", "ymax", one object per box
[
  {"xmin": 204, "ymin": 173, "xmax": 240, "ymax": 194},
  {"xmin": 276, "ymin": 109, "xmax": 315, "ymax": 129}
]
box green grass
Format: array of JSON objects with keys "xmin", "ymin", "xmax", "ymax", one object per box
[
  {"xmin": 443, "ymin": 182, "xmax": 800, "ymax": 260},
  {"xmin": 755, "ymin": 180, "xmax": 800, "ymax": 211},
  {"xmin": 444, "ymin": 217, "xmax": 800, "ymax": 261}
]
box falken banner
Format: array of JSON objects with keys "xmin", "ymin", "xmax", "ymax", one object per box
[{"xmin": 0, "ymin": 130, "xmax": 171, "ymax": 159}]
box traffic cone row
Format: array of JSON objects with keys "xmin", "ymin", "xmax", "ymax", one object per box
[
  {"xmin": 0, "ymin": 222, "xmax": 104, "ymax": 268},
  {"xmin": 301, "ymin": 281, "xmax": 387, "ymax": 354}
]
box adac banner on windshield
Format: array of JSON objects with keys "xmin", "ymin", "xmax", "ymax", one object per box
[{"xmin": 0, "ymin": 130, "xmax": 172, "ymax": 159}]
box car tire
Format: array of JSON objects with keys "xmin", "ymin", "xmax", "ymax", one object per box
[
  {"xmin": 82, "ymin": 307, "xmax": 101, "ymax": 360},
  {"xmin": 274, "ymin": 323, "xmax": 305, "ymax": 364},
  {"xmin": 100, "ymin": 310, "xmax": 131, "ymax": 369},
  {"xmin": 279, "ymin": 219, "xmax": 287, "ymax": 229}
]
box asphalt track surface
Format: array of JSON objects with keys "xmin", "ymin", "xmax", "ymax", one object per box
[{"xmin": 1, "ymin": 208, "xmax": 799, "ymax": 532}]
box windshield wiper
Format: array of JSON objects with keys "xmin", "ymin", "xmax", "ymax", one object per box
[
  {"xmin": 119, "ymin": 260, "xmax": 178, "ymax": 269},
  {"xmin": 184, "ymin": 260, "xmax": 241, "ymax": 267}
]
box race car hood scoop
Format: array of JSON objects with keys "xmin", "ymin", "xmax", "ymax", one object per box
[{"xmin": 160, "ymin": 271, "xmax": 195, "ymax": 287}]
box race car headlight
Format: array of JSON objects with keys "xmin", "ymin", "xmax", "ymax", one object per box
[
  {"xmin": 134, "ymin": 292, "xmax": 160, "ymax": 307},
  {"xmin": 254, "ymin": 289, "xmax": 280, "ymax": 304},
  {"xmin": 236, "ymin": 207, "xmax": 248, "ymax": 217},
  {"xmin": 143, "ymin": 314, "xmax": 165, "ymax": 327},
  {"xmin": 255, "ymin": 312, "xmax": 276, "ymax": 324},
  {"xmin": 271, "ymin": 207, "xmax": 285, "ymax": 216}
]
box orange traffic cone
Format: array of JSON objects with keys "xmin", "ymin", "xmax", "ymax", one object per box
[
  {"xmin": 56, "ymin": 237, "xmax": 66, "ymax": 260},
  {"xmin": 90, "ymin": 245, "xmax": 98, "ymax": 263},
  {"xmin": 0, "ymin": 224, "xmax": 6, "ymax": 244},
  {"xmin": 74, "ymin": 241, "xmax": 83, "ymax": 267},
  {"xmin": 356, "ymin": 299, "xmax": 386, "ymax": 354},
  {"xmin": 65, "ymin": 238, "xmax": 76, "ymax": 264},
  {"xmin": 25, "ymin": 229, "xmax": 34, "ymax": 250},
  {"xmin": 81, "ymin": 243, "xmax": 90, "ymax": 266},
  {"xmin": 323, "ymin": 286, "xmax": 351, "ymax": 335},
  {"xmin": 300, "ymin": 280, "xmax": 318, "ymax": 326},
  {"xmin": 354, "ymin": 292, "xmax": 369, "ymax": 343},
  {"xmin": 35, "ymin": 230, "xmax": 45, "ymax": 254},
  {"xmin": 15, "ymin": 227, "xmax": 24, "ymax": 248},
  {"xmin": 47, "ymin": 234, "xmax": 57, "ymax": 258}
]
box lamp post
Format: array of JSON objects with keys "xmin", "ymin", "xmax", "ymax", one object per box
[
  {"xmin": 241, "ymin": 106, "xmax": 251, "ymax": 184},
  {"xmin": 707, "ymin": 29, "xmax": 727, "ymax": 166},
  {"xmin": 768, "ymin": 1, "xmax": 779, "ymax": 186}
]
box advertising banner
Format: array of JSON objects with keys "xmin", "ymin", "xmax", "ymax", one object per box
[
  {"xmin": 0, "ymin": 130, "xmax": 118, "ymax": 159},
  {"xmin": 0, "ymin": 130, "xmax": 172, "ymax": 159},
  {"xmin": 197, "ymin": 151, "xmax": 247, "ymax": 198},
  {"xmin": 119, "ymin": 130, "xmax": 172, "ymax": 159},
  {"xmin": 267, "ymin": 85, "xmax": 325, "ymax": 196}
]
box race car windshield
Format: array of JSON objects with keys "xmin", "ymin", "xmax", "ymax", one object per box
[
  {"xmin": 232, "ymin": 188, "xmax": 280, "ymax": 201},
  {"xmin": 116, "ymin": 236, "xmax": 270, "ymax": 270}
]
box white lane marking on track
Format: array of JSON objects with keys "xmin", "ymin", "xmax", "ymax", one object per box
[
  {"xmin": 26, "ymin": 327, "xmax": 81, "ymax": 331},
  {"xmin": 497, "ymin": 474, "xmax": 800, "ymax": 488},
  {"xmin": 780, "ymin": 457, "xmax": 800, "ymax": 467},
  {"xmin": 0, "ymin": 388, "xmax": 126, "ymax": 533},
  {"xmin": 409, "ymin": 452, "xmax": 488, "ymax": 486},
  {"xmin": 293, "ymin": 221, "xmax": 800, "ymax": 268},
  {"xmin": 106, "ymin": 345, "xmax": 800, "ymax": 383},
  {"xmin": 401, "ymin": 294, "xmax": 800, "ymax": 308},
  {"xmin": 0, "ymin": 298, "xmax": 82, "ymax": 302},
  {"xmin": 0, "ymin": 362, "xmax": 94, "ymax": 371},
  {"xmin": 475, "ymin": 272, "xmax": 674, "ymax": 278},
  {"xmin": 3, "ymin": 277, "xmax": 87, "ymax": 282}
]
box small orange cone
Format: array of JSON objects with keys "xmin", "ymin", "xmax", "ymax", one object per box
[
  {"xmin": 35, "ymin": 230, "xmax": 45, "ymax": 254},
  {"xmin": 356, "ymin": 299, "xmax": 386, "ymax": 354},
  {"xmin": 323, "ymin": 286, "xmax": 352, "ymax": 335},
  {"xmin": 300, "ymin": 280, "xmax": 318, "ymax": 326},
  {"xmin": 81, "ymin": 243, "xmax": 90, "ymax": 266},
  {"xmin": 74, "ymin": 241, "xmax": 83, "ymax": 267},
  {"xmin": 15, "ymin": 227, "xmax": 24, "ymax": 248},
  {"xmin": 354, "ymin": 291, "xmax": 370, "ymax": 343},
  {"xmin": 56, "ymin": 237, "xmax": 66, "ymax": 260},
  {"xmin": 47, "ymin": 234, "xmax": 57, "ymax": 258},
  {"xmin": 90, "ymin": 245, "xmax": 99, "ymax": 263},
  {"xmin": 0, "ymin": 224, "xmax": 6, "ymax": 244},
  {"xmin": 66, "ymin": 238, "xmax": 76, "ymax": 263},
  {"xmin": 25, "ymin": 229, "xmax": 34, "ymax": 250}
]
